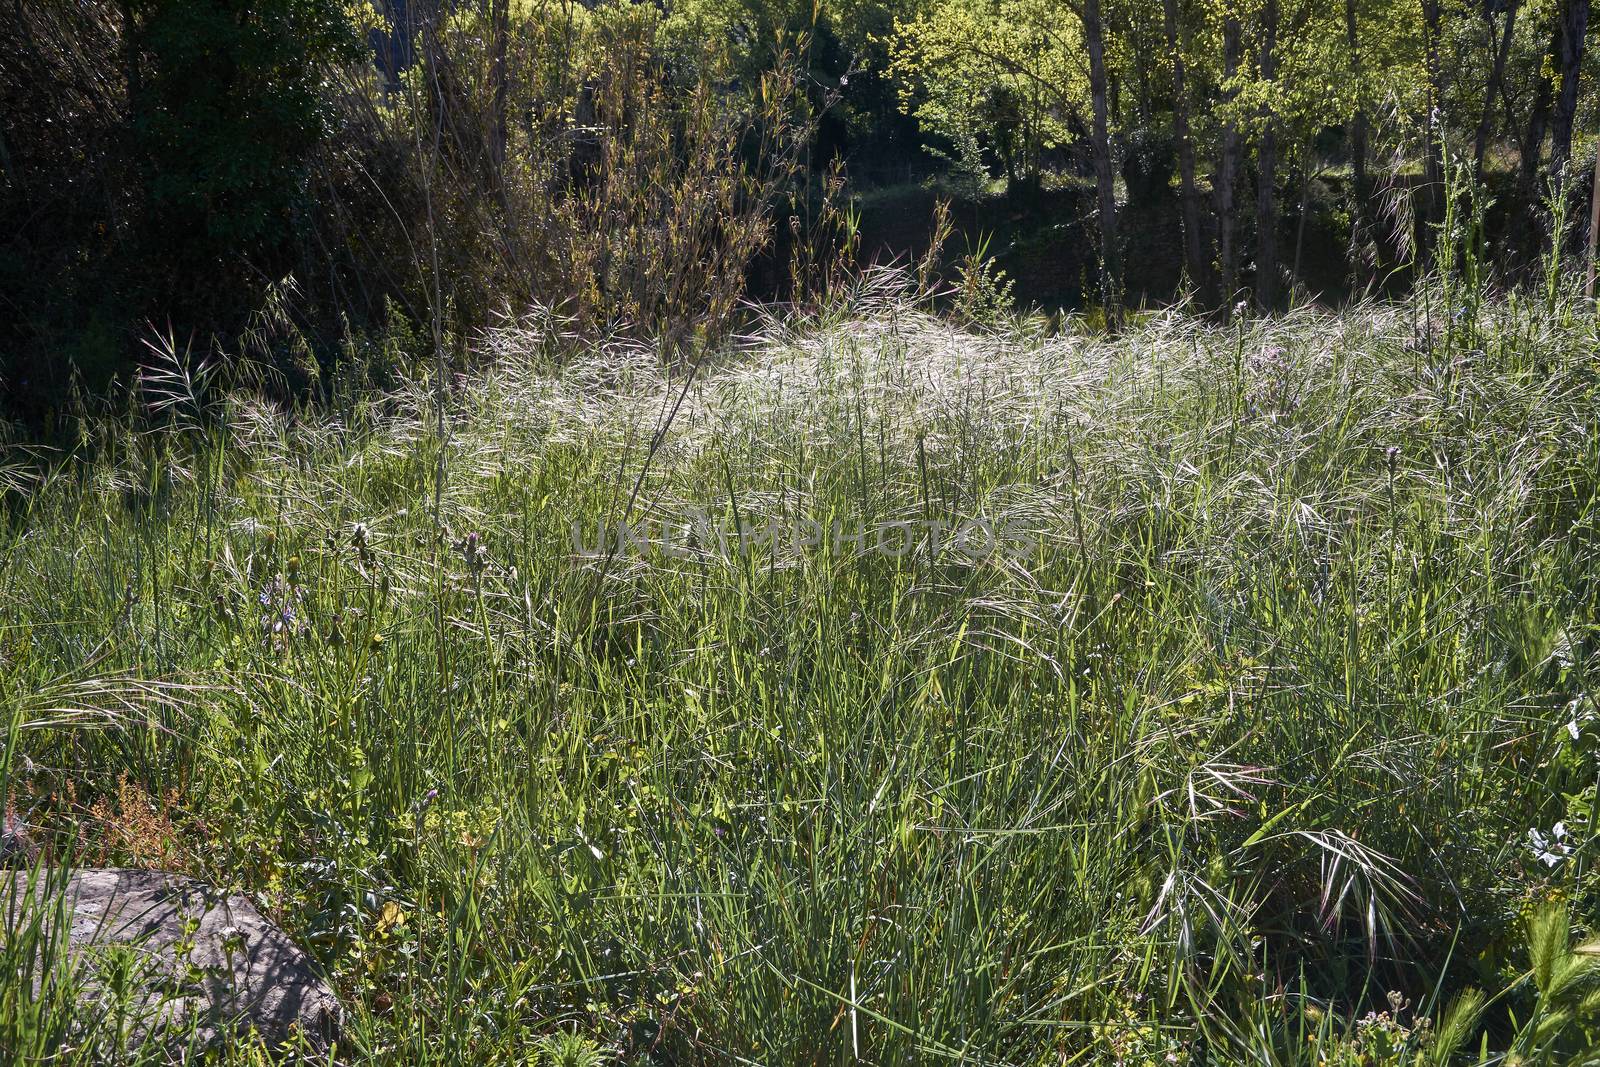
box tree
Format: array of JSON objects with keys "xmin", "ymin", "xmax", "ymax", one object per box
[
  {"xmin": 1215, "ymin": 7, "xmax": 1244, "ymax": 306},
  {"xmin": 1418, "ymin": 0, "xmax": 1445, "ymax": 250},
  {"xmin": 1256, "ymin": 0, "xmax": 1281, "ymax": 309},
  {"xmin": 1082, "ymin": 0, "xmax": 1123, "ymax": 315},
  {"xmin": 124, "ymin": 0, "xmax": 362, "ymax": 317},
  {"xmin": 1, "ymin": 0, "xmax": 362, "ymax": 402},
  {"xmin": 890, "ymin": 0, "xmax": 1128, "ymax": 310},
  {"xmin": 1549, "ymin": 0, "xmax": 1589, "ymax": 185},
  {"xmin": 490, "ymin": 0, "xmax": 509, "ymax": 178},
  {"xmin": 669, "ymin": 0, "xmax": 922, "ymax": 179},
  {"xmin": 1473, "ymin": 0, "xmax": 1521, "ymax": 181},
  {"xmin": 889, "ymin": 0, "xmax": 1080, "ymax": 189},
  {"xmin": 1346, "ymin": 0, "xmax": 1371, "ymax": 259},
  {"xmin": 1519, "ymin": 22, "xmax": 1557, "ymax": 230},
  {"xmin": 1163, "ymin": 0, "xmax": 1216, "ymax": 305}
]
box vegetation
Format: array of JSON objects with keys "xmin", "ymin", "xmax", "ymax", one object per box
[
  {"xmin": 6, "ymin": 261, "xmax": 1600, "ymax": 1061},
  {"xmin": 6, "ymin": 0, "xmax": 1600, "ymax": 406},
  {"xmin": 8, "ymin": 0, "xmax": 1600, "ymax": 1063}
]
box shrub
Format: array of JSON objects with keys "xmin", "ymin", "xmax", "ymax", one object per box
[
  {"xmin": 1120, "ymin": 127, "xmax": 1176, "ymax": 207},
  {"xmin": 0, "ymin": 0, "xmax": 363, "ymax": 413}
]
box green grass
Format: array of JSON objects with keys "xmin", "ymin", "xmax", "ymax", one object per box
[{"xmin": 5, "ymin": 274, "xmax": 1600, "ymax": 1064}]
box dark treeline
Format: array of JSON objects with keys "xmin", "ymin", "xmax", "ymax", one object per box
[{"xmin": 2, "ymin": 0, "xmax": 1598, "ymax": 420}]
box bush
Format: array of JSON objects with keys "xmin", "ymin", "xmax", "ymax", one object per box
[
  {"xmin": 5, "ymin": 274, "xmax": 1600, "ymax": 1062},
  {"xmin": 317, "ymin": 1, "xmax": 823, "ymax": 353},
  {"xmin": 0, "ymin": 0, "xmax": 362, "ymax": 416},
  {"xmin": 1, "ymin": 1, "xmax": 830, "ymax": 420},
  {"xmin": 1120, "ymin": 127, "xmax": 1176, "ymax": 207}
]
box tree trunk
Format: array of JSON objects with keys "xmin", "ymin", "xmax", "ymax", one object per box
[
  {"xmin": 418, "ymin": 0, "xmax": 445, "ymax": 137},
  {"xmin": 1519, "ymin": 26, "xmax": 1556, "ymax": 241},
  {"xmin": 1419, "ymin": 0, "xmax": 1444, "ymax": 262},
  {"xmin": 1135, "ymin": 42, "xmax": 1153, "ymax": 125},
  {"xmin": 1550, "ymin": 0, "xmax": 1590, "ymax": 186},
  {"xmin": 1474, "ymin": 0, "xmax": 1519, "ymax": 182},
  {"xmin": 1217, "ymin": 14, "xmax": 1242, "ymax": 309},
  {"xmin": 1292, "ymin": 155, "xmax": 1325, "ymax": 295},
  {"xmin": 1255, "ymin": 0, "xmax": 1279, "ymax": 311},
  {"xmin": 489, "ymin": 0, "xmax": 508, "ymax": 179},
  {"xmin": 1345, "ymin": 0, "xmax": 1370, "ymax": 274},
  {"xmin": 1163, "ymin": 0, "xmax": 1214, "ymax": 306},
  {"xmin": 1084, "ymin": 0, "xmax": 1121, "ymax": 318}
]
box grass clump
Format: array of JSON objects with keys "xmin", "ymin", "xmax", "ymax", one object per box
[{"xmin": 4, "ymin": 274, "xmax": 1600, "ymax": 1063}]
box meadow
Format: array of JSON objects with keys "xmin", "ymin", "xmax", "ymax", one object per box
[{"xmin": 5, "ymin": 271, "xmax": 1600, "ymax": 1064}]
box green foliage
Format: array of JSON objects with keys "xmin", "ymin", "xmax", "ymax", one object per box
[
  {"xmin": 126, "ymin": 0, "xmax": 359, "ymax": 257},
  {"xmin": 5, "ymin": 270, "xmax": 1600, "ymax": 1061},
  {"xmin": 951, "ymin": 232, "xmax": 1018, "ymax": 323},
  {"xmin": 1508, "ymin": 901, "xmax": 1600, "ymax": 1061},
  {"xmin": 888, "ymin": 0, "xmax": 1079, "ymax": 185},
  {"xmin": 343, "ymin": 0, "xmax": 822, "ymax": 354},
  {"xmin": 1121, "ymin": 128, "xmax": 1178, "ymax": 206},
  {"xmin": 7, "ymin": 0, "xmax": 1600, "ymax": 422},
  {"xmin": 535, "ymin": 1031, "xmax": 609, "ymax": 1067},
  {"xmin": 0, "ymin": 0, "xmax": 363, "ymax": 407}
]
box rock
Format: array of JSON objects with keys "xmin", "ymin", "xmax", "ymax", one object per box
[
  {"xmin": 1, "ymin": 807, "xmax": 39, "ymax": 865},
  {"xmin": 3, "ymin": 868, "xmax": 340, "ymax": 1056}
]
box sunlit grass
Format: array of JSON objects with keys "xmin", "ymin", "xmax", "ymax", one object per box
[{"xmin": 4, "ymin": 273, "xmax": 1600, "ymax": 1063}]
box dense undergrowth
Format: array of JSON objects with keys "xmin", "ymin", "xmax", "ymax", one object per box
[{"xmin": 5, "ymin": 271, "xmax": 1600, "ymax": 1064}]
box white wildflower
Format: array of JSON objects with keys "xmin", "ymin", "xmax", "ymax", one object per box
[{"xmin": 1528, "ymin": 824, "xmax": 1574, "ymax": 868}]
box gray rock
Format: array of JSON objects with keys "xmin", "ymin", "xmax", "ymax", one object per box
[
  {"xmin": 1, "ymin": 807, "xmax": 38, "ymax": 865},
  {"xmin": 4, "ymin": 868, "xmax": 340, "ymax": 1056}
]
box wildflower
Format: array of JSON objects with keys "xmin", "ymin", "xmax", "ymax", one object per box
[
  {"xmin": 456, "ymin": 531, "xmax": 489, "ymax": 573},
  {"xmin": 257, "ymin": 576, "xmax": 303, "ymax": 639},
  {"xmin": 1565, "ymin": 693, "xmax": 1596, "ymax": 742},
  {"xmin": 1528, "ymin": 823, "xmax": 1574, "ymax": 868},
  {"xmin": 375, "ymin": 900, "xmax": 407, "ymax": 935}
]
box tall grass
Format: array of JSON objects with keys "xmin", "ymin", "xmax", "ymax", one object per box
[{"xmin": 4, "ymin": 270, "xmax": 1600, "ymax": 1063}]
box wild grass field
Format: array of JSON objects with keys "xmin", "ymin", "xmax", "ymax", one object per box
[{"xmin": 5, "ymin": 273, "xmax": 1600, "ymax": 1064}]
